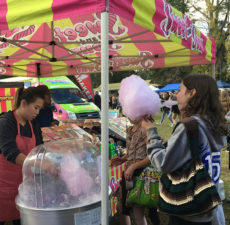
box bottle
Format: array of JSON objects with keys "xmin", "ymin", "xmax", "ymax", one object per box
[{"xmin": 109, "ymin": 143, "xmax": 115, "ymax": 159}]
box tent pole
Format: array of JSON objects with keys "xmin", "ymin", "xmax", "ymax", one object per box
[
  {"xmin": 101, "ymin": 10, "xmax": 109, "ymax": 225},
  {"xmin": 212, "ymin": 63, "xmax": 215, "ymax": 80}
]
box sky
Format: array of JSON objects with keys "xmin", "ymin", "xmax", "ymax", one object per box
[{"xmin": 188, "ymin": 1, "xmax": 209, "ymax": 35}]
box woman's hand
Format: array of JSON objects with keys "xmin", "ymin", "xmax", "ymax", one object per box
[
  {"xmin": 38, "ymin": 159, "xmax": 60, "ymax": 177},
  {"xmin": 16, "ymin": 153, "xmax": 27, "ymax": 165},
  {"xmin": 124, "ymin": 164, "xmax": 135, "ymax": 180}
]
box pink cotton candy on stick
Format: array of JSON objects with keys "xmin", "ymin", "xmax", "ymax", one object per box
[
  {"xmin": 119, "ymin": 75, "xmax": 161, "ymax": 121},
  {"xmin": 60, "ymin": 151, "xmax": 93, "ymax": 197}
]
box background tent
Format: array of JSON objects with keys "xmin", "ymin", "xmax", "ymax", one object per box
[
  {"xmin": 0, "ymin": 0, "xmax": 216, "ymax": 224},
  {"xmin": 156, "ymin": 83, "xmax": 180, "ymax": 92},
  {"xmin": 149, "ymin": 85, "xmax": 159, "ymax": 91},
  {"xmin": 0, "ymin": 86, "xmax": 22, "ymax": 113},
  {"xmin": 217, "ymin": 80, "xmax": 230, "ymax": 88}
]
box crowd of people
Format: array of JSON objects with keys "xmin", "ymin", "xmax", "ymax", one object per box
[
  {"xmin": 0, "ymin": 74, "xmax": 229, "ymax": 225},
  {"xmin": 94, "ymin": 91, "xmax": 122, "ymax": 112},
  {"xmin": 156, "ymin": 91, "xmax": 180, "ymax": 127}
]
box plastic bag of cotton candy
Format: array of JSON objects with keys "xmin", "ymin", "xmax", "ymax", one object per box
[{"xmin": 119, "ymin": 75, "xmax": 161, "ymax": 120}]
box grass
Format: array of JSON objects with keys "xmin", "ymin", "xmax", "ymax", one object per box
[{"xmin": 220, "ymin": 150, "xmax": 230, "ymax": 225}]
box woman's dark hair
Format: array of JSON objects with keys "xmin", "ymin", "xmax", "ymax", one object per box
[
  {"xmin": 182, "ymin": 74, "xmax": 226, "ymax": 135},
  {"xmin": 37, "ymin": 85, "xmax": 50, "ymax": 95},
  {"xmin": 13, "ymin": 86, "xmax": 45, "ymax": 109}
]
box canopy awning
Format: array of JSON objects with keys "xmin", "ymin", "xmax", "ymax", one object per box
[
  {"xmin": 0, "ymin": 0, "xmax": 216, "ymax": 77},
  {"xmin": 217, "ymin": 80, "xmax": 230, "ymax": 88},
  {"xmin": 156, "ymin": 83, "xmax": 180, "ymax": 92}
]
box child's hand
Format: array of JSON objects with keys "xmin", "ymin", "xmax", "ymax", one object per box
[
  {"xmin": 141, "ymin": 116, "xmax": 155, "ymax": 130},
  {"xmin": 124, "ymin": 165, "xmax": 135, "ymax": 180},
  {"xmin": 110, "ymin": 157, "xmax": 123, "ymax": 166}
]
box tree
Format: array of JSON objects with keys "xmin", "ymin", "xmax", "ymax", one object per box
[
  {"xmin": 187, "ymin": 0, "xmax": 230, "ymax": 80},
  {"xmin": 167, "ymin": 0, "xmax": 189, "ymax": 13},
  {"xmin": 91, "ymin": 65, "xmax": 194, "ymax": 89}
]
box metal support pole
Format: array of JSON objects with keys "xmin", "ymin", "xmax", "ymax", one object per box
[
  {"xmin": 101, "ymin": 11, "xmax": 109, "ymax": 225},
  {"xmin": 212, "ymin": 63, "xmax": 215, "ymax": 80}
]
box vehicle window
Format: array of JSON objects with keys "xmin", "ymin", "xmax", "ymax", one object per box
[{"xmin": 50, "ymin": 88, "xmax": 86, "ymax": 104}]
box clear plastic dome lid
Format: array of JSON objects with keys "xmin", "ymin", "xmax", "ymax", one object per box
[{"xmin": 18, "ymin": 138, "xmax": 101, "ymax": 209}]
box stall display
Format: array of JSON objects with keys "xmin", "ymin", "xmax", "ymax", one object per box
[
  {"xmin": 59, "ymin": 117, "xmax": 129, "ymax": 152},
  {"xmin": 16, "ymin": 138, "xmax": 101, "ymax": 225},
  {"xmin": 41, "ymin": 124, "xmax": 93, "ymax": 143},
  {"xmin": 108, "ymin": 117, "xmax": 130, "ymax": 141},
  {"xmin": 109, "ymin": 162, "xmax": 126, "ymax": 215}
]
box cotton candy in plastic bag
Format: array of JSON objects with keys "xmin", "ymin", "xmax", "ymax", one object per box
[{"xmin": 119, "ymin": 75, "xmax": 161, "ymax": 120}]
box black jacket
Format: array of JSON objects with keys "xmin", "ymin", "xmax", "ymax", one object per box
[{"xmin": 0, "ymin": 111, "xmax": 43, "ymax": 163}]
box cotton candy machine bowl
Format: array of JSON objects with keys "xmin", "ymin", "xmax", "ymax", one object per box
[{"xmin": 16, "ymin": 199, "xmax": 101, "ymax": 225}]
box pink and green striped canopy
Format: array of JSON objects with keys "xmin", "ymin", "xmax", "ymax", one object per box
[{"xmin": 0, "ymin": 0, "xmax": 216, "ymax": 77}]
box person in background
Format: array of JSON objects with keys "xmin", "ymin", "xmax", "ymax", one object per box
[
  {"xmin": 169, "ymin": 91, "xmax": 181, "ymax": 125},
  {"xmin": 141, "ymin": 74, "xmax": 227, "ymax": 225},
  {"xmin": 94, "ymin": 91, "xmax": 101, "ymax": 110},
  {"xmin": 111, "ymin": 118, "xmax": 160, "ymax": 225},
  {"xmin": 157, "ymin": 92, "xmax": 174, "ymax": 127},
  {"xmin": 0, "ymin": 87, "xmax": 45, "ymax": 225},
  {"xmin": 109, "ymin": 95, "xmax": 112, "ymax": 109},
  {"xmin": 219, "ymin": 90, "xmax": 230, "ymax": 115},
  {"xmin": 112, "ymin": 94, "xmax": 118, "ymax": 109},
  {"xmin": 219, "ymin": 89, "xmax": 230, "ymax": 204},
  {"xmin": 36, "ymin": 85, "xmax": 55, "ymax": 127}
]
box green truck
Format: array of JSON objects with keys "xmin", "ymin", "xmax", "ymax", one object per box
[{"xmin": 38, "ymin": 76, "xmax": 100, "ymax": 120}]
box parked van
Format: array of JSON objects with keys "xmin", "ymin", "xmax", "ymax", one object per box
[
  {"xmin": 0, "ymin": 76, "xmax": 100, "ymax": 120},
  {"xmin": 38, "ymin": 76, "xmax": 100, "ymax": 120}
]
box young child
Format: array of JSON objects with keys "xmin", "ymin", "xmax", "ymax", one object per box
[
  {"xmin": 113, "ymin": 74, "xmax": 161, "ymax": 225},
  {"xmin": 111, "ymin": 118, "xmax": 151, "ymax": 225},
  {"xmin": 141, "ymin": 74, "xmax": 227, "ymax": 225}
]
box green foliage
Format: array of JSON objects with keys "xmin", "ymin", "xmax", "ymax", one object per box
[
  {"xmin": 166, "ymin": 0, "xmax": 189, "ymax": 13},
  {"xmin": 187, "ymin": 0, "xmax": 230, "ymax": 80},
  {"xmin": 91, "ymin": 71, "xmax": 135, "ymax": 88},
  {"xmin": 136, "ymin": 67, "xmax": 193, "ymax": 85},
  {"xmin": 192, "ymin": 64, "xmax": 212, "ymax": 75},
  {"xmin": 91, "ymin": 66, "xmax": 194, "ymax": 88}
]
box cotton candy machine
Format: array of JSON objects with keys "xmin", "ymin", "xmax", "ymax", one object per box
[{"xmin": 16, "ymin": 138, "xmax": 102, "ymax": 225}]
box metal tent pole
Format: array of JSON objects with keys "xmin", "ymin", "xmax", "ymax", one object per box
[
  {"xmin": 101, "ymin": 10, "xmax": 109, "ymax": 225},
  {"xmin": 212, "ymin": 63, "xmax": 215, "ymax": 80}
]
